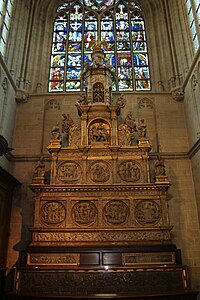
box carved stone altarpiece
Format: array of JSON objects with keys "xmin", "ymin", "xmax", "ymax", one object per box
[{"xmin": 13, "ymin": 44, "xmax": 197, "ymax": 299}]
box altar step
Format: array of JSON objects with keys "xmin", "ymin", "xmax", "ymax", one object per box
[{"xmin": 5, "ymin": 290, "xmax": 199, "ymax": 300}]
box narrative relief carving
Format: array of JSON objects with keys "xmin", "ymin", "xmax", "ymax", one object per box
[
  {"xmin": 118, "ymin": 161, "xmax": 141, "ymax": 182},
  {"xmin": 40, "ymin": 201, "xmax": 66, "ymax": 225},
  {"xmin": 90, "ymin": 161, "xmax": 110, "ymax": 183},
  {"xmin": 134, "ymin": 200, "xmax": 161, "ymax": 225},
  {"xmin": 103, "ymin": 200, "xmax": 129, "ymax": 225},
  {"xmin": 72, "ymin": 201, "xmax": 97, "ymax": 226},
  {"xmin": 57, "ymin": 162, "xmax": 82, "ymax": 183},
  {"xmin": 89, "ymin": 121, "xmax": 110, "ymax": 144}
]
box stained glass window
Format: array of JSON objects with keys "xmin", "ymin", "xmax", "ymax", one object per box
[
  {"xmin": 185, "ymin": 0, "xmax": 200, "ymax": 53},
  {"xmin": 49, "ymin": 0, "xmax": 151, "ymax": 92},
  {"xmin": 0, "ymin": 0, "xmax": 14, "ymax": 57}
]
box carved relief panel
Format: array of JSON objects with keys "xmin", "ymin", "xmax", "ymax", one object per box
[
  {"xmin": 71, "ymin": 201, "xmax": 98, "ymax": 227},
  {"xmin": 134, "ymin": 200, "xmax": 162, "ymax": 226},
  {"xmin": 56, "ymin": 161, "xmax": 82, "ymax": 184},
  {"xmin": 40, "ymin": 201, "xmax": 66, "ymax": 227},
  {"xmin": 103, "ymin": 200, "xmax": 129, "ymax": 226},
  {"xmin": 88, "ymin": 120, "xmax": 110, "ymax": 145},
  {"xmin": 89, "ymin": 161, "xmax": 111, "ymax": 184},
  {"xmin": 117, "ymin": 160, "xmax": 144, "ymax": 183}
]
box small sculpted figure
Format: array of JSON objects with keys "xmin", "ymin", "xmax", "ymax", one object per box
[{"xmin": 138, "ymin": 118, "xmax": 147, "ymax": 139}]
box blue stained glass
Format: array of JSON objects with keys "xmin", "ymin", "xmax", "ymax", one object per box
[
  {"xmin": 134, "ymin": 67, "xmax": 150, "ymax": 79},
  {"xmin": 68, "ymin": 54, "xmax": 82, "ymax": 66},
  {"xmin": 70, "ymin": 21, "xmax": 82, "ymax": 31},
  {"xmin": 117, "ymin": 41, "xmax": 130, "ymax": 51},
  {"xmin": 118, "ymin": 67, "xmax": 132, "ymax": 79},
  {"xmin": 119, "ymin": 80, "xmax": 133, "ymax": 90},
  {"xmin": 101, "ymin": 31, "xmax": 114, "ymax": 42},
  {"xmin": 84, "ymin": 54, "xmax": 93, "ymax": 65},
  {"xmin": 101, "ymin": 20, "xmax": 114, "ymax": 31},
  {"xmin": 67, "ymin": 68, "xmax": 82, "ymax": 79},
  {"xmin": 118, "ymin": 54, "xmax": 132, "ymax": 66},
  {"xmin": 52, "ymin": 43, "xmax": 66, "ymax": 54},
  {"xmin": 136, "ymin": 80, "xmax": 150, "ymax": 90},
  {"xmin": 102, "ymin": 42, "xmax": 115, "ymax": 51},
  {"xmin": 68, "ymin": 42, "xmax": 81, "ymax": 52},
  {"xmin": 105, "ymin": 53, "xmax": 115, "ymax": 66},
  {"xmin": 54, "ymin": 22, "xmax": 67, "ymax": 31},
  {"xmin": 116, "ymin": 31, "xmax": 130, "ymax": 41},
  {"xmin": 85, "ymin": 21, "xmax": 97, "ymax": 31},
  {"xmin": 133, "ymin": 41, "xmax": 146, "ymax": 52},
  {"xmin": 134, "ymin": 53, "xmax": 148, "ymax": 66},
  {"xmin": 116, "ymin": 20, "xmax": 129, "ymax": 30},
  {"xmin": 69, "ymin": 31, "xmax": 82, "ymax": 42},
  {"xmin": 132, "ymin": 31, "xmax": 145, "ymax": 41},
  {"xmin": 66, "ymin": 81, "xmax": 81, "ymax": 90},
  {"xmin": 53, "ymin": 32, "xmax": 67, "ymax": 43},
  {"xmin": 49, "ymin": 0, "xmax": 151, "ymax": 92},
  {"xmin": 131, "ymin": 20, "xmax": 144, "ymax": 31},
  {"xmin": 51, "ymin": 55, "xmax": 65, "ymax": 67}
]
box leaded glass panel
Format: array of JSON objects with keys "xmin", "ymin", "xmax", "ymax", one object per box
[{"xmin": 48, "ymin": 0, "xmax": 151, "ymax": 92}]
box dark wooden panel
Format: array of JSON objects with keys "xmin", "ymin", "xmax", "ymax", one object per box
[
  {"xmin": 102, "ymin": 252, "xmax": 122, "ymax": 265},
  {"xmin": 80, "ymin": 253, "xmax": 100, "ymax": 265}
]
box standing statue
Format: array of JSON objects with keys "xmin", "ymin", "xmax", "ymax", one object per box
[
  {"xmin": 33, "ymin": 156, "xmax": 45, "ymax": 178},
  {"xmin": 117, "ymin": 93, "xmax": 126, "ymax": 108},
  {"xmin": 62, "ymin": 113, "xmax": 74, "ymax": 139},
  {"xmin": 138, "ymin": 118, "xmax": 147, "ymax": 139},
  {"xmin": 155, "ymin": 159, "xmax": 166, "ymax": 177},
  {"xmin": 51, "ymin": 122, "xmax": 61, "ymax": 139},
  {"xmin": 124, "ymin": 112, "xmax": 137, "ymax": 141}
]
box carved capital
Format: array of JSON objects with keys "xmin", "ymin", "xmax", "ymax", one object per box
[
  {"xmin": 171, "ymin": 87, "xmax": 185, "ymax": 101},
  {"xmin": 15, "ymin": 88, "xmax": 29, "ymax": 104}
]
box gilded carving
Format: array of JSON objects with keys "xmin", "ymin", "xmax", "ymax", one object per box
[
  {"xmin": 118, "ymin": 124, "xmax": 131, "ymax": 145},
  {"xmin": 28, "ymin": 254, "xmax": 79, "ymax": 266},
  {"xmin": 57, "ymin": 162, "xmax": 82, "ymax": 182},
  {"xmin": 72, "ymin": 201, "xmax": 97, "ymax": 226},
  {"xmin": 89, "ymin": 122, "xmax": 110, "ymax": 144},
  {"xmin": 134, "ymin": 200, "xmax": 161, "ymax": 225},
  {"xmin": 33, "ymin": 230, "xmax": 171, "ymax": 242},
  {"xmin": 68, "ymin": 123, "xmax": 81, "ymax": 146},
  {"xmin": 93, "ymin": 82, "xmax": 104, "ymax": 103},
  {"xmin": 90, "ymin": 161, "xmax": 110, "ymax": 182},
  {"xmin": 118, "ymin": 161, "xmax": 141, "ymax": 182},
  {"xmin": 40, "ymin": 201, "xmax": 66, "ymax": 225},
  {"xmin": 103, "ymin": 200, "xmax": 129, "ymax": 225}
]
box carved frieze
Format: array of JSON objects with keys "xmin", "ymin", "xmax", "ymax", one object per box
[
  {"xmin": 103, "ymin": 200, "xmax": 129, "ymax": 225},
  {"xmin": 28, "ymin": 253, "xmax": 79, "ymax": 266},
  {"xmin": 134, "ymin": 200, "xmax": 161, "ymax": 226},
  {"xmin": 40, "ymin": 201, "xmax": 66, "ymax": 226},
  {"xmin": 33, "ymin": 229, "xmax": 171, "ymax": 243},
  {"xmin": 90, "ymin": 161, "xmax": 110, "ymax": 183},
  {"xmin": 72, "ymin": 201, "xmax": 97, "ymax": 226},
  {"xmin": 57, "ymin": 162, "xmax": 82, "ymax": 183},
  {"xmin": 118, "ymin": 161, "xmax": 141, "ymax": 182}
]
